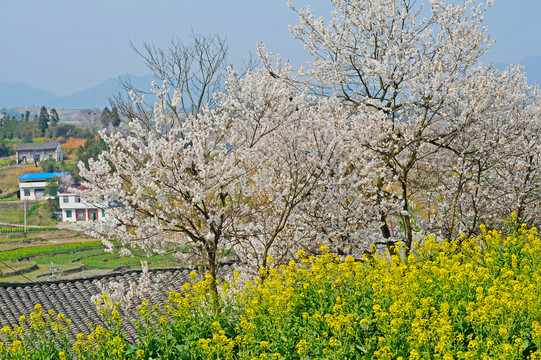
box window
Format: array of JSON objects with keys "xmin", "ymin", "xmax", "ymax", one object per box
[
  {"xmin": 66, "ymin": 210, "xmax": 72, "ymax": 218},
  {"xmin": 75, "ymin": 197, "xmax": 81, "ymax": 203},
  {"xmin": 63, "ymin": 197, "xmax": 68, "ymax": 203},
  {"xmin": 102, "ymin": 210, "xmax": 106, "ymax": 217},
  {"xmin": 24, "ymin": 189, "xmax": 30, "ymax": 197}
]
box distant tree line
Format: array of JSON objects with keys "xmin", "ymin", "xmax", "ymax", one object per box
[
  {"xmin": 0, "ymin": 106, "xmax": 101, "ymax": 141},
  {"xmin": 98, "ymin": 106, "xmax": 121, "ymax": 128},
  {"xmin": 0, "ymin": 113, "xmax": 40, "ymax": 141},
  {"xmin": 0, "ymin": 106, "xmax": 60, "ymax": 140}
]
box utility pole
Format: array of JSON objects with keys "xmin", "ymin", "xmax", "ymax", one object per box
[
  {"xmin": 50, "ymin": 262, "xmax": 58, "ymax": 279},
  {"xmin": 24, "ymin": 199, "xmax": 27, "ymax": 233}
]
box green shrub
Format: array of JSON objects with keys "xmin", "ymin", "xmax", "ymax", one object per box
[{"xmin": 0, "ymin": 158, "xmax": 15, "ymax": 168}]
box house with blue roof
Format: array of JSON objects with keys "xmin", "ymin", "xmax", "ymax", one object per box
[{"xmin": 18, "ymin": 172, "xmax": 69, "ymax": 200}]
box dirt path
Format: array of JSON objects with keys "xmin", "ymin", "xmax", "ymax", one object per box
[{"xmin": 0, "ymin": 222, "xmax": 49, "ymax": 228}]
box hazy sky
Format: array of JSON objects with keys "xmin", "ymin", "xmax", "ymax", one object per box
[{"xmin": 1, "ymin": 0, "xmax": 540, "ymax": 96}]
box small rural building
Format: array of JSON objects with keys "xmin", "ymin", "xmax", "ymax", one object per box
[
  {"xmin": 18, "ymin": 172, "xmax": 69, "ymax": 200},
  {"xmin": 58, "ymin": 186, "xmax": 106, "ymax": 222},
  {"xmin": 15, "ymin": 141, "xmax": 63, "ymax": 164}
]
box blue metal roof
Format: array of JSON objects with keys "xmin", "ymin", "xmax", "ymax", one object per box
[{"xmin": 18, "ymin": 172, "xmax": 69, "ymax": 181}]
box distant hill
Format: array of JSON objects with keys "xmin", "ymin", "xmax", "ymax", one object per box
[
  {"xmin": 0, "ymin": 83, "xmax": 58, "ymax": 108},
  {"xmin": 51, "ymin": 74, "xmax": 156, "ymax": 109},
  {"xmin": 0, "ymin": 74, "xmax": 156, "ymax": 109}
]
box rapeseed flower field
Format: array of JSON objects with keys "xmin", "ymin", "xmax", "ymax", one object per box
[{"xmin": 1, "ymin": 217, "xmax": 541, "ymax": 359}]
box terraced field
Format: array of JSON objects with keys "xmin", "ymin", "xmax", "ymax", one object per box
[{"xmin": 0, "ymin": 229, "xmax": 179, "ymax": 282}]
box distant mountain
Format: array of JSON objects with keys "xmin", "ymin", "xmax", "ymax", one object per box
[
  {"xmin": 51, "ymin": 74, "xmax": 156, "ymax": 109},
  {"xmin": 0, "ymin": 74, "xmax": 156, "ymax": 109},
  {"xmin": 0, "ymin": 83, "xmax": 58, "ymax": 108},
  {"xmin": 4, "ymin": 57, "xmax": 541, "ymax": 110}
]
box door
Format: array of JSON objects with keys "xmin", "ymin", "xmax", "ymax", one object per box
[
  {"xmin": 35, "ymin": 189, "xmax": 44, "ymax": 199},
  {"xmin": 76, "ymin": 210, "xmax": 86, "ymax": 221},
  {"xmin": 88, "ymin": 209, "xmax": 98, "ymax": 221}
]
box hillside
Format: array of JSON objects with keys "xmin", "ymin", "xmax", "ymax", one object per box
[
  {"xmin": 0, "ymin": 163, "xmax": 43, "ymax": 198},
  {"xmin": 0, "ymin": 83, "xmax": 58, "ymax": 107},
  {"xmin": 0, "ymin": 74, "xmax": 156, "ymax": 109}
]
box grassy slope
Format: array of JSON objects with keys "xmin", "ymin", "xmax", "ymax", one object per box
[
  {"xmin": 0, "ymin": 229, "xmax": 180, "ymax": 282},
  {"xmin": 26, "ymin": 202, "xmax": 57, "ymax": 226},
  {"xmin": 0, "ymin": 241, "xmax": 103, "ymax": 261},
  {"xmin": 0, "ymin": 208, "xmax": 24, "ymax": 224},
  {"xmin": 58, "ymin": 137, "xmax": 86, "ymax": 160},
  {"xmin": 0, "ymin": 162, "xmax": 42, "ymax": 197},
  {"xmin": 0, "ymin": 202, "xmax": 57, "ymax": 226}
]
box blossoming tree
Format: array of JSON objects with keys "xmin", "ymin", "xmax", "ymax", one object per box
[
  {"xmin": 422, "ymin": 65, "xmax": 541, "ymax": 238},
  {"xmin": 286, "ymin": 0, "xmax": 541, "ymax": 249},
  {"xmin": 79, "ymin": 57, "xmax": 353, "ymax": 278},
  {"xmin": 79, "ymin": 0, "xmax": 541, "ymax": 280}
]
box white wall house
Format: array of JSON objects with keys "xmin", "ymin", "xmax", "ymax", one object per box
[
  {"xmin": 58, "ymin": 186, "xmax": 106, "ymax": 222},
  {"xmin": 15, "ymin": 142, "xmax": 63, "ymax": 164},
  {"xmin": 18, "ymin": 172, "xmax": 69, "ymax": 201}
]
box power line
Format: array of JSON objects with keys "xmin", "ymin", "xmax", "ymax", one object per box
[{"xmin": 0, "ymin": 259, "xmax": 38, "ymax": 284}]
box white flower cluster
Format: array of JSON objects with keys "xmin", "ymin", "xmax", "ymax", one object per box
[{"xmin": 91, "ymin": 261, "xmax": 170, "ymax": 310}]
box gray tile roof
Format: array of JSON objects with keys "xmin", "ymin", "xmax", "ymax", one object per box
[
  {"xmin": 0, "ymin": 267, "xmax": 202, "ymax": 344},
  {"xmin": 15, "ymin": 142, "xmax": 61, "ymax": 151}
]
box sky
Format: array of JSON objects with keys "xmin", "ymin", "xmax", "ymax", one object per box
[{"xmin": 1, "ymin": 0, "xmax": 540, "ymax": 96}]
